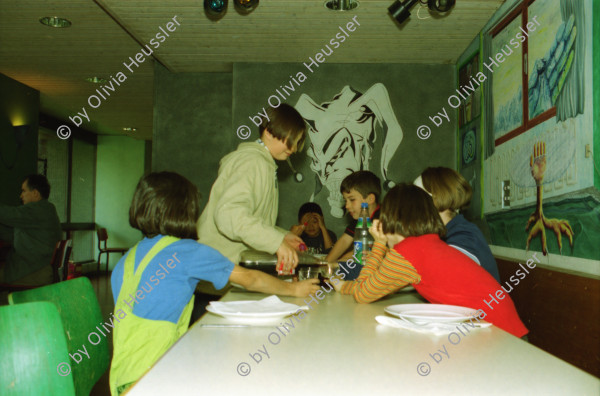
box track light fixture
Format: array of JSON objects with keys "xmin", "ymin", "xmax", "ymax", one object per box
[
  {"xmin": 388, "ymin": 0, "xmax": 455, "ymax": 25},
  {"xmin": 204, "ymin": 0, "xmax": 228, "ymax": 18},
  {"xmin": 234, "ymin": 0, "xmax": 259, "ymax": 13}
]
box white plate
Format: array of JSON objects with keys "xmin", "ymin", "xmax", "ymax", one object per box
[
  {"xmin": 206, "ymin": 306, "xmax": 297, "ymax": 324},
  {"xmin": 206, "ymin": 296, "xmax": 302, "ymax": 324},
  {"xmin": 384, "ymin": 304, "xmax": 478, "ymax": 324}
]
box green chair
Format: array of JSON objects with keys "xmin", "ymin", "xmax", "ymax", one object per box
[
  {"xmin": 9, "ymin": 277, "xmax": 110, "ymax": 396},
  {"xmin": 0, "ymin": 301, "xmax": 76, "ymax": 395}
]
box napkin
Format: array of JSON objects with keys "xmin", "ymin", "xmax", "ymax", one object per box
[
  {"xmin": 375, "ymin": 315, "xmax": 491, "ymax": 335},
  {"xmin": 209, "ymin": 295, "xmax": 302, "ymax": 315}
]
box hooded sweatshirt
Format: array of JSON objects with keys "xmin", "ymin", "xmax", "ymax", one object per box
[{"xmin": 197, "ymin": 141, "xmax": 286, "ymax": 265}]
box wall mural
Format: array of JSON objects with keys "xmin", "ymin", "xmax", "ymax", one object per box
[
  {"xmin": 295, "ymin": 83, "xmax": 403, "ymax": 218},
  {"xmin": 483, "ymin": 0, "xmax": 597, "ymax": 261}
]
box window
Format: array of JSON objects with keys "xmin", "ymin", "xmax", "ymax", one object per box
[{"xmin": 490, "ymin": 0, "xmax": 570, "ymax": 145}]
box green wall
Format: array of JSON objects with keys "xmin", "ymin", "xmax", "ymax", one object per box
[
  {"xmin": 0, "ymin": 73, "xmax": 39, "ymax": 205},
  {"xmin": 95, "ymin": 135, "xmax": 145, "ymax": 269},
  {"xmin": 153, "ymin": 62, "xmax": 456, "ymax": 235}
]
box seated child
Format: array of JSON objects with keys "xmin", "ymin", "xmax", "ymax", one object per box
[
  {"xmin": 110, "ymin": 172, "xmax": 320, "ymax": 395},
  {"xmin": 333, "ymin": 183, "xmax": 528, "ymax": 338},
  {"xmin": 416, "ymin": 167, "xmax": 501, "ymax": 282},
  {"xmin": 325, "ymin": 171, "xmax": 381, "ymax": 263},
  {"xmin": 290, "ymin": 202, "xmax": 337, "ymax": 254}
]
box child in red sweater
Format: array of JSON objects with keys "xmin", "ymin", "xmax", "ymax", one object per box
[{"xmin": 335, "ymin": 183, "xmax": 528, "ymax": 338}]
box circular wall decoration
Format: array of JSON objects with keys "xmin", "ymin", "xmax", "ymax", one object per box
[{"xmin": 462, "ymin": 129, "xmax": 476, "ymax": 165}]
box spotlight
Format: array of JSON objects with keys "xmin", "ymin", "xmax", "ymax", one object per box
[
  {"xmin": 234, "ymin": 0, "xmax": 259, "ymax": 13},
  {"xmin": 428, "ymin": 0, "xmax": 455, "ymax": 12},
  {"xmin": 204, "ymin": 0, "xmax": 228, "ymax": 17},
  {"xmin": 388, "ymin": 0, "xmax": 419, "ymax": 24}
]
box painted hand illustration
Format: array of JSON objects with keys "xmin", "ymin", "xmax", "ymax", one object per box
[{"xmin": 525, "ymin": 141, "xmax": 574, "ymax": 255}]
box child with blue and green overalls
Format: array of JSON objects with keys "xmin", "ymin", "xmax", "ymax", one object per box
[{"xmin": 109, "ymin": 172, "xmax": 320, "ymax": 395}]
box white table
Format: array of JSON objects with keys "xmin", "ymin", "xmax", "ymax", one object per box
[{"xmin": 128, "ymin": 289, "xmax": 600, "ymax": 395}]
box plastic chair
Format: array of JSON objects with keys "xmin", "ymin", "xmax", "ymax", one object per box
[
  {"xmin": 51, "ymin": 239, "xmax": 73, "ymax": 283},
  {"xmin": 0, "ymin": 301, "xmax": 76, "ymax": 395},
  {"xmin": 96, "ymin": 228, "xmax": 127, "ymax": 273},
  {"xmin": 9, "ymin": 277, "xmax": 110, "ymax": 396}
]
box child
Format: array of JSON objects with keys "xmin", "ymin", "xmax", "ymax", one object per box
[
  {"xmin": 325, "ymin": 171, "xmax": 381, "ymax": 265},
  {"xmin": 333, "ymin": 183, "xmax": 528, "ymax": 338},
  {"xmin": 110, "ymin": 172, "xmax": 319, "ymax": 395},
  {"xmin": 197, "ymin": 104, "xmax": 307, "ymax": 278},
  {"xmin": 290, "ymin": 202, "xmax": 337, "ymax": 254},
  {"xmin": 416, "ymin": 167, "xmax": 501, "ymax": 282}
]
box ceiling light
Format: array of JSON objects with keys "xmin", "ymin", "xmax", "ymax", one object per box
[
  {"xmin": 122, "ymin": 127, "xmax": 137, "ymax": 133},
  {"xmin": 388, "ymin": 0, "xmax": 455, "ymax": 24},
  {"xmin": 234, "ymin": 0, "xmax": 259, "ymax": 13},
  {"xmin": 324, "ymin": 0, "xmax": 359, "ymax": 11},
  {"xmin": 39, "ymin": 16, "xmax": 72, "ymax": 28},
  {"xmin": 204, "ymin": 0, "xmax": 228, "ymax": 18},
  {"xmin": 428, "ymin": 0, "xmax": 455, "ymax": 12},
  {"xmin": 388, "ymin": 0, "xmax": 419, "ymax": 24},
  {"xmin": 85, "ymin": 77, "xmax": 108, "ymax": 84}
]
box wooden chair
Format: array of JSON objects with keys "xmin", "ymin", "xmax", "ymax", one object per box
[
  {"xmin": 96, "ymin": 228, "xmax": 127, "ymax": 273},
  {"xmin": 9, "ymin": 277, "xmax": 109, "ymax": 396},
  {"xmin": 0, "ymin": 301, "xmax": 76, "ymax": 395},
  {"xmin": 51, "ymin": 239, "xmax": 73, "ymax": 283}
]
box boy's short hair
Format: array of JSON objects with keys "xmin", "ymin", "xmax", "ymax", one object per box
[
  {"xmin": 380, "ymin": 183, "xmax": 445, "ymax": 238},
  {"xmin": 340, "ymin": 171, "xmax": 381, "ymax": 203},
  {"xmin": 129, "ymin": 172, "xmax": 200, "ymax": 239},
  {"xmin": 298, "ymin": 202, "xmax": 323, "ymax": 222},
  {"xmin": 24, "ymin": 174, "xmax": 51, "ymax": 199},
  {"xmin": 260, "ymin": 104, "xmax": 306, "ymax": 151},
  {"xmin": 420, "ymin": 167, "xmax": 472, "ymax": 212}
]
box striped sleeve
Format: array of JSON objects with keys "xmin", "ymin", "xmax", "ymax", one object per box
[{"xmin": 340, "ymin": 242, "xmax": 420, "ymax": 304}]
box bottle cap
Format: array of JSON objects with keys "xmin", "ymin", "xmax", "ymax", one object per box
[{"xmin": 361, "ymin": 203, "xmax": 368, "ymax": 208}]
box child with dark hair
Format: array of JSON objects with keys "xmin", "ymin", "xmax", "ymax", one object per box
[
  {"xmin": 290, "ymin": 202, "xmax": 337, "ymax": 254},
  {"xmin": 325, "ymin": 170, "xmax": 382, "ymax": 264},
  {"xmin": 416, "ymin": 167, "xmax": 500, "ymax": 282},
  {"xmin": 110, "ymin": 171, "xmax": 319, "ymax": 395},
  {"xmin": 334, "ymin": 183, "xmax": 528, "ymax": 338}
]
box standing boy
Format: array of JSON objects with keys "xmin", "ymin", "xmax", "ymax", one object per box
[
  {"xmin": 197, "ymin": 104, "xmax": 307, "ymax": 286},
  {"xmin": 325, "ymin": 171, "xmax": 382, "ymax": 268}
]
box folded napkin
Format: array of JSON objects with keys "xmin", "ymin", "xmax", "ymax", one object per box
[
  {"xmin": 209, "ymin": 295, "xmax": 302, "ymax": 315},
  {"xmin": 375, "ymin": 315, "xmax": 491, "ymax": 335}
]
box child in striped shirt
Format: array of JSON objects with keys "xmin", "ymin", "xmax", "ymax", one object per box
[{"xmin": 334, "ymin": 183, "xmax": 527, "ymax": 338}]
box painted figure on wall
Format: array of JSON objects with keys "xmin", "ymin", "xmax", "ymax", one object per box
[
  {"xmin": 526, "ymin": 141, "xmax": 574, "ymax": 255},
  {"xmin": 295, "ymin": 83, "xmax": 403, "ymax": 218}
]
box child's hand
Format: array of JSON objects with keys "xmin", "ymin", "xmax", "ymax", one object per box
[
  {"xmin": 369, "ymin": 220, "xmax": 387, "ymax": 244},
  {"xmin": 290, "ymin": 224, "xmax": 305, "ymax": 236},
  {"xmin": 332, "ymin": 279, "xmax": 345, "ymax": 292},
  {"xmin": 284, "ymin": 233, "xmax": 304, "ymax": 250},
  {"xmin": 314, "ymin": 213, "xmax": 327, "ymax": 230},
  {"xmin": 292, "ymin": 279, "xmax": 320, "ymax": 297}
]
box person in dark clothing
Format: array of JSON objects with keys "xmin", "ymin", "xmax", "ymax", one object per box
[
  {"xmin": 415, "ymin": 167, "xmax": 501, "ymax": 282},
  {"xmin": 0, "ymin": 174, "xmax": 62, "ymax": 285},
  {"xmin": 290, "ymin": 202, "xmax": 337, "ymax": 254}
]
